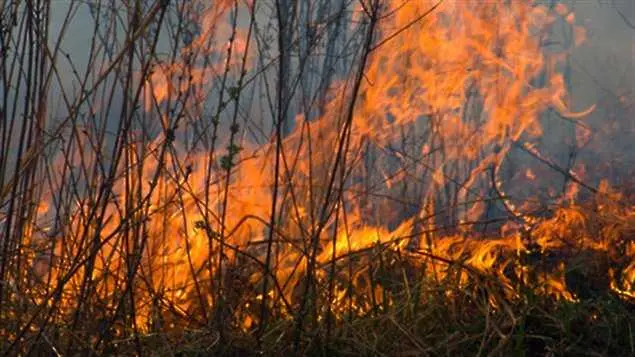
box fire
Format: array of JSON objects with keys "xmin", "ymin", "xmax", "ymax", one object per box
[{"xmin": 1, "ymin": 0, "xmax": 633, "ymax": 352}]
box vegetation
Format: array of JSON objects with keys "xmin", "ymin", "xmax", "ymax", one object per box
[{"xmin": 0, "ymin": 0, "xmax": 633, "ymax": 355}]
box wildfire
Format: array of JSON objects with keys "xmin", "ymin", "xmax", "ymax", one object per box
[{"xmin": 3, "ymin": 0, "xmax": 633, "ymax": 349}]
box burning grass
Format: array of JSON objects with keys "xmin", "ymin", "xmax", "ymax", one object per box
[
  {"xmin": 4, "ymin": 183, "xmax": 634, "ymax": 355},
  {"xmin": 90, "ymin": 276, "xmax": 635, "ymax": 356},
  {"xmin": 1, "ymin": 0, "xmax": 634, "ymax": 355}
]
